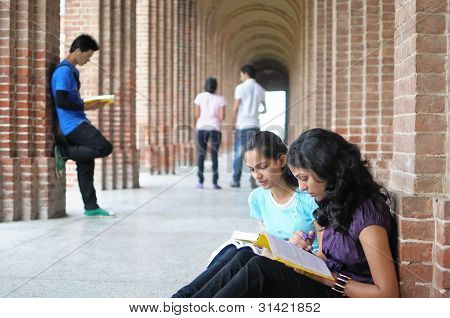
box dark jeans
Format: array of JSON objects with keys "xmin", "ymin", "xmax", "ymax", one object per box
[
  {"xmin": 192, "ymin": 250, "xmax": 339, "ymax": 298},
  {"xmin": 61, "ymin": 122, "xmax": 113, "ymax": 210},
  {"xmin": 232, "ymin": 128, "xmax": 259, "ymax": 183},
  {"xmin": 197, "ymin": 130, "xmax": 221, "ymax": 185},
  {"xmin": 172, "ymin": 245, "xmax": 252, "ymax": 298}
]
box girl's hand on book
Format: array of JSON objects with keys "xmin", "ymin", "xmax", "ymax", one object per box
[{"xmin": 289, "ymin": 230, "xmax": 315, "ymax": 252}]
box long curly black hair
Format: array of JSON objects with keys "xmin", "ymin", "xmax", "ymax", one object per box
[
  {"xmin": 286, "ymin": 128, "xmax": 391, "ymax": 232},
  {"xmin": 244, "ymin": 131, "xmax": 298, "ymax": 189}
]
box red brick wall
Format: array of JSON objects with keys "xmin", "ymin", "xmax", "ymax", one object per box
[
  {"xmin": 0, "ymin": 0, "xmax": 64, "ymax": 221},
  {"xmin": 392, "ymin": 0, "xmax": 449, "ymax": 297}
]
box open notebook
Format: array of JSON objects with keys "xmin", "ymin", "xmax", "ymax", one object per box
[{"xmin": 233, "ymin": 231, "xmax": 334, "ymax": 282}]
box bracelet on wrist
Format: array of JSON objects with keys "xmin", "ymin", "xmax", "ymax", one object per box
[{"xmin": 331, "ymin": 272, "xmax": 351, "ymax": 296}]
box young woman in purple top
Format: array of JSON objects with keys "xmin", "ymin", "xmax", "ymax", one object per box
[{"xmin": 191, "ymin": 128, "xmax": 399, "ymax": 297}]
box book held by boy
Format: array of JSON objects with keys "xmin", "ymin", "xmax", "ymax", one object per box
[{"xmin": 84, "ymin": 94, "xmax": 115, "ymax": 106}]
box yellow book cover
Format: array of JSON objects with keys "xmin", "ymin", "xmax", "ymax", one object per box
[
  {"xmin": 255, "ymin": 233, "xmax": 334, "ymax": 282},
  {"xmin": 84, "ymin": 94, "xmax": 115, "ymax": 106}
]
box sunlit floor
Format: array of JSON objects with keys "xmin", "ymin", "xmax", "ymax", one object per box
[{"xmin": 0, "ymin": 155, "xmax": 260, "ymax": 297}]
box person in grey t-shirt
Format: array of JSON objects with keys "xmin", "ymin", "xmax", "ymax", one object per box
[{"xmin": 230, "ymin": 64, "xmax": 266, "ymax": 188}]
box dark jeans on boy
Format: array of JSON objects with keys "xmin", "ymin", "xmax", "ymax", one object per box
[
  {"xmin": 197, "ymin": 129, "xmax": 221, "ymax": 185},
  {"xmin": 61, "ymin": 122, "xmax": 113, "ymax": 210}
]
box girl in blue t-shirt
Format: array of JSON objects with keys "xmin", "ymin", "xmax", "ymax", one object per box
[{"xmin": 172, "ymin": 131, "xmax": 317, "ymax": 297}]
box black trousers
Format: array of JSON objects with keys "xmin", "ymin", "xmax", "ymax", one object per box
[
  {"xmin": 62, "ymin": 122, "xmax": 113, "ymax": 210},
  {"xmin": 197, "ymin": 130, "xmax": 221, "ymax": 185},
  {"xmin": 173, "ymin": 246, "xmax": 250, "ymax": 298},
  {"xmin": 192, "ymin": 250, "xmax": 339, "ymax": 298}
]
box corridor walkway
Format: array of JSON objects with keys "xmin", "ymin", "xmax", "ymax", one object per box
[{"xmin": 0, "ymin": 157, "xmax": 259, "ymax": 297}]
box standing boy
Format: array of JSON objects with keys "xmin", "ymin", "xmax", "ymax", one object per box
[
  {"xmin": 51, "ymin": 34, "xmax": 114, "ymax": 217},
  {"xmin": 230, "ymin": 64, "xmax": 266, "ymax": 188}
]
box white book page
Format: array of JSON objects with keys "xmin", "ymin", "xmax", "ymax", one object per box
[
  {"xmin": 266, "ymin": 233, "xmax": 333, "ymax": 279},
  {"xmin": 231, "ymin": 231, "xmax": 259, "ymax": 243}
]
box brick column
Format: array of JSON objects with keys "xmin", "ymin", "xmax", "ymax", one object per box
[
  {"xmin": 314, "ymin": 0, "xmax": 325, "ymax": 128},
  {"xmin": 392, "ymin": 0, "xmax": 449, "ymax": 297},
  {"xmin": 302, "ymin": 0, "xmax": 314, "ymax": 130},
  {"xmin": 300, "ymin": 2, "xmax": 308, "ymax": 131},
  {"xmin": 0, "ymin": 0, "xmax": 64, "ymax": 222},
  {"xmin": 324, "ymin": 0, "xmax": 333, "ymax": 128},
  {"xmin": 332, "ymin": 0, "xmax": 350, "ymax": 137},
  {"xmin": 348, "ymin": 0, "xmax": 364, "ymax": 144},
  {"xmin": 139, "ymin": 0, "xmax": 198, "ymax": 175},
  {"xmin": 378, "ymin": 1, "xmax": 395, "ymax": 184},
  {"xmin": 136, "ymin": 0, "xmax": 150, "ymax": 172}
]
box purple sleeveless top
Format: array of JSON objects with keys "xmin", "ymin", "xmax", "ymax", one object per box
[{"xmin": 321, "ymin": 199, "xmax": 396, "ymax": 284}]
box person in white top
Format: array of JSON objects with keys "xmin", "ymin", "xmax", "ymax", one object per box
[
  {"xmin": 231, "ymin": 64, "xmax": 266, "ymax": 188},
  {"xmin": 194, "ymin": 77, "xmax": 227, "ymax": 189}
]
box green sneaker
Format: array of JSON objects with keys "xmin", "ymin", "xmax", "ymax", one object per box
[
  {"xmin": 84, "ymin": 208, "xmax": 116, "ymax": 218},
  {"xmin": 54, "ymin": 145, "xmax": 66, "ymax": 177}
]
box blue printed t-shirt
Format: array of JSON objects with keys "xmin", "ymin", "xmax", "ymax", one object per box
[
  {"xmin": 248, "ymin": 187, "xmax": 319, "ymax": 251},
  {"xmin": 51, "ymin": 60, "xmax": 87, "ymax": 135}
]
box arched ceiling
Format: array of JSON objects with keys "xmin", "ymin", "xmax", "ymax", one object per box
[{"xmin": 198, "ymin": 0, "xmax": 302, "ymax": 70}]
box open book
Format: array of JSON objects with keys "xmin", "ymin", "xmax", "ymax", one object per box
[
  {"xmin": 255, "ymin": 233, "xmax": 334, "ymax": 282},
  {"xmin": 84, "ymin": 94, "xmax": 115, "ymax": 106}
]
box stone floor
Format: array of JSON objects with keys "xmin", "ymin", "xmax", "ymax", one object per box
[{"xmin": 0, "ymin": 158, "xmax": 260, "ymax": 297}]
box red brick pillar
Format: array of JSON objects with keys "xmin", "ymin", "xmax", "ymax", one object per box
[
  {"xmin": 178, "ymin": 0, "xmax": 188, "ymax": 168},
  {"xmin": 309, "ymin": 0, "xmax": 333, "ymax": 129},
  {"xmin": 302, "ymin": 0, "xmax": 314, "ymax": 130},
  {"xmin": 63, "ymin": 0, "xmax": 139, "ymax": 190},
  {"xmin": 297, "ymin": 3, "xmax": 307, "ymax": 132},
  {"xmin": 0, "ymin": 0, "xmax": 64, "ymax": 222},
  {"xmin": 187, "ymin": 0, "xmax": 197, "ymax": 168},
  {"xmin": 332, "ymin": 0, "xmax": 350, "ymax": 137},
  {"xmin": 148, "ymin": 0, "xmax": 159, "ymax": 173},
  {"xmin": 143, "ymin": 0, "xmax": 198, "ymax": 174},
  {"xmin": 348, "ymin": 0, "xmax": 364, "ymax": 144},
  {"xmin": 313, "ymin": 0, "xmax": 324, "ymax": 128},
  {"xmin": 136, "ymin": 0, "xmax": 150, "ymax": 172},
  {"xmin": 324, "ymin": 0, "xmax": 333, "ymax": 128},
  {"xmin": 377, "ymin": 0, "xmax": 395, "ymax": 183},
  {"xmin": 392, "ymin": 0, "xmax": 449, "ymax": 297},
  {"xmin": 360, "ymin": 0, "xmax": 395, "ymax": 184},
  {"xmin": 306, "ymin": 0, "xmax": 316, "ymax": 129}
]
